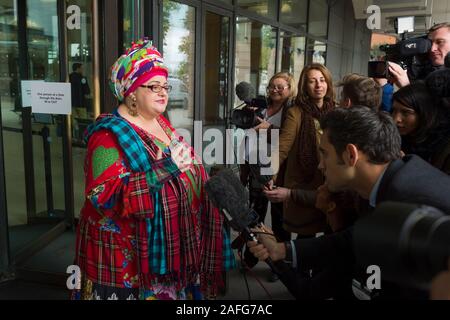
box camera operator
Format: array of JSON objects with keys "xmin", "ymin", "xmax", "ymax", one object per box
[
  {"xmin": 239, "ymin": 73, "xmax": 296, "ymax": 276},
  {"xmin": 389, "ymin": 22, "xmax": 450, "ymax": 88},
  {"xmin": 248, "ymin": 106, "xmax": 450, "ymax": 299}
]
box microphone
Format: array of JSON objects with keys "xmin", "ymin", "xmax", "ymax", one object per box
[
  {"xmin": 205, "ymin": 169, "xmax": 281, "ymax": 274},
  {"xmin": 235, "ymin": 81, "xmax": 256, "ymax": 102},
  {"xmin": 425, "ymin": 67, "xmax": 450, "ymax": 98},
  {"xmin": 205, "ymin": 168, "xmax": 258, "ymax": 232}
]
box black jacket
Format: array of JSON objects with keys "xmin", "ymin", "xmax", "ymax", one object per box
[
  {"xmin": 283, "ymin": 155, "xmax": 450, "ymax": 299},
  {"xmin": 69, "ymin": 72, "xmax": 90, "ymax": 108}
]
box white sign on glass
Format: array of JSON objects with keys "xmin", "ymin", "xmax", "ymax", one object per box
[{"xmin": 30, "ymin": 82, "xmax": 72, "ymax": 115}]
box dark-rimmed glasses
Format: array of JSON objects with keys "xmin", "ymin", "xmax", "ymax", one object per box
[{"xmin": 140, "ymin": 84, "xmax": 173, "ymax": 93}]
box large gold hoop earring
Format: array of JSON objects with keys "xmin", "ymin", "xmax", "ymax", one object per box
[{"xmin": 128, "ymin": 97, "xmax": 138, "ymax": 117}]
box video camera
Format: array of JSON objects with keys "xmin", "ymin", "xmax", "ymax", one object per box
[
  {"xmin": 233, "ymin": 81, "xmax": 268, "ymax": 129},
  {"xmin": 368, "ymin": 36, "xmax": 432, "ymax": 81},
  {"xmin": 354, "ymin": 202, "xmax": 450, "ymax": 291}
]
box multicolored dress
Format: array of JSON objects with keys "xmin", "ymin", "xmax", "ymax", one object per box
[{"xmin": 72, "ymin": 110, "xmax": 235, "ymax": 300}]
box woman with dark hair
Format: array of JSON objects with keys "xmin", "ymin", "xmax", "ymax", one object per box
[
  {"xmin": 264, "ymin": 64, "xmax": 336, "ymax": 237},
  {"xmin": 392, "ymin": 82, "xmax": 450, "ymax": 174}
]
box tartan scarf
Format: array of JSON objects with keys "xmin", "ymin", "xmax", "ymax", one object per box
[
  {"xmin": 85, "ymin": 112, "xmax": 234, "ymax": 295},
  {"xmin": 297, "ymin": 98, "xmax": 335, "ymax": 183}
]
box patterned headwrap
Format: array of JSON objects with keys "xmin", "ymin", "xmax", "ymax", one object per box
[{"xmin": 109, "ymin": 38, "xmax": 169, "ymax": 101}]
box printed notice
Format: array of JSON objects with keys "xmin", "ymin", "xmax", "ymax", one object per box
[
  {"xmin": 30, "ymin": 82, "xmax": 72, "ymax": 115},
  {"xmin": 21, "ymin": 80, "xmax": 44, "ymax": 107}
]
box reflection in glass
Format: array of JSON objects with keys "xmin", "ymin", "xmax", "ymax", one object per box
[
  {"xmin": 204, "ymin": 12, "xmax": 229, "ymax": 126},
  {"xmin": 0, "ymin": 0, "xmax": 26, "ymax": 226},
  {"xmin": 26, "ymin": 0, "xmax": 66, "ymax": 219},
  {"xmin": 66, "ymin": 0, "xmax": 94, "ymax": 218},
  {"xmin": 203, "ymin": 12, "xmax": 230, "ymax": 167},
  {"xmin": 280, "ymin": 0, "xmax": 308, "ymax": 31},
  {"xmin": 308, "ymin": 0, "xmax": 329, "ymax": 37},
  {"xmin": 235, "ymin": 17, "xmax": 276, "ymax": 106},
  {"xmin": 306, "ymin": 38, "xmax": 327, "ymax": 65},
  {"xmin": 163, "ymin": 0, "xmax": 195, "ymax": 138},
  {"xmin": 237, "ymin": 0, "xmax": 277, "ymax": 19},
  {"xmin": 123, "ymin": 0, "xmax": 141, "ymax": 50},
  {"xmin": 279, "ymin": 32, "xmax": 305, "ymax": 81}
]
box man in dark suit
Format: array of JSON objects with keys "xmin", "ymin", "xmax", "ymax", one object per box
[
  {"xmin": 248, "ymin": 106, "xmax": 450, "ymax": 299},
  {"xmin": 69, "ymin": 63, "xmax": 90, "ymax": 116}
]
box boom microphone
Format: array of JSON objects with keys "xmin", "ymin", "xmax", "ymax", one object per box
[
  {"xmin": 205, "ymin": 169, "xmax": 281, "ymax": 274},
  {"xmin": 205, "ymin": 169, "xmax": 258, "ymax": 232},
  {"xmin": 235, "ymin": 81, "xmax": 256, "ymax": 102}
]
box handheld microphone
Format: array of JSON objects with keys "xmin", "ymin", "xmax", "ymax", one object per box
[
  {"xmin": 205, "ymin": 168, "xmax": 258, "ymax": 232},
  {"xmin": 205, "ymin": 169, "xmax": 280, "ymax": 274}
]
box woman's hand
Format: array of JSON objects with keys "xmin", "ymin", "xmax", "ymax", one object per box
[
  {"xmin": 169, "ymin": 140, "xmax": 192, "ymax": 173},
  {"xmin": 263, "ymin": 187, "xmax": 291, "ymax": 203},
  {"xmin": 254, "ymin": 117, "xmax": 271, "ymax": 131}
]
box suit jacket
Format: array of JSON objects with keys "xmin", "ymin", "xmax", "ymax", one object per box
[{"xmin": 289, "ymin": 155, "xmax": 450, "ymax": 299}]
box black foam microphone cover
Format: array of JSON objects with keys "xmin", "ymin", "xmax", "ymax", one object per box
[
  {"xmin": 205, "ymin": 169, "xmax": 258, "ymax": 232},
  {"xmin": 235, "ymin": 81, "xmax": 256, "ymax": 102}
]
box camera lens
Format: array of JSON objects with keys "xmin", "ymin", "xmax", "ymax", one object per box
[{"xmin": 354, "ymin": 202, "xmax": 450, "ymax": 289}]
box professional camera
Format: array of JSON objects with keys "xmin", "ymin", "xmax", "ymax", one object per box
[
  {"xmin": 354, "ymin": 202, "xmax": 450, "ymax": 291},
  {"xmin": 368, "ymin": 36, "xmax": 432, "ymax": 81},
  {"xmin": 233, "ymin": 81, "xmax": 268, "ymax": 129}
]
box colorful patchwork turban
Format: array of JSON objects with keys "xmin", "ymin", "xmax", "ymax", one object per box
[{"xmin": 109, "ymin": 39, "xmax": 168, "ymax": 101}]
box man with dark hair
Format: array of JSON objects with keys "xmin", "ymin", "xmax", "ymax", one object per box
[
  {"xmin": 249, "ymin": 106, "xmax": 450, "ymax": 299},
  {"xmin": 338, "ymin": 74, "xmax": 382, "ymax": 111}
]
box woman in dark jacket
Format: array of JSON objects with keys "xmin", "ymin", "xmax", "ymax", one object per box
[{"xmin": 392, "ymin": 82, "xmax": 450, "ymax": 174}]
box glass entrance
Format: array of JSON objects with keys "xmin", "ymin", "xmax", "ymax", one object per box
[
  {"xmin": 0, "ymin": 0, "xmax": 94, "ymax": 284},
  {"xmin": 203, "ymin": 9, "xmax": 231, "ymax": 168},
  {"xmin": 0, "ymin": 0, "xmax": 76, "ymax": 281}
]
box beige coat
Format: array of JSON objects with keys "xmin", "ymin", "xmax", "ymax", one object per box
[{"xmin": 277, "ymin": 105, "xmax": 327, "ymax": 235}]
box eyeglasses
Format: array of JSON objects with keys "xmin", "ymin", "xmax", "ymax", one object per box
[
  {"xmin": 266, "ymin": 85, "xmax": 290, "ymax": 92},
  {"xmin": 140, "ymin": 84, "xmax": 173, "ymax": 93}
]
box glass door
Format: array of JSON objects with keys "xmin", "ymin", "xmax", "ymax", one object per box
[
  {"xmin": 202, "ymin": 6, "xmax": 232, "ymax": 169},
  {"xmin": 162, "ymin": 0, "xmax": 196, "ymax": 140},
  {"xmin": 0, "ymin": 0, "xmax": 75, "ymax": 279},
  {"xmin": 0, "ymin": 0, "xmax": 64, "ymax": 263},
  {"xmin": 65, "ymin": 0, "xmax": 95, "ymax": 220},
  {"xmin": 0, "ymin": 0, "xmax": 17, "ymax": 275}
]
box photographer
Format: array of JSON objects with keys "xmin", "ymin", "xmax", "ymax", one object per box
[
  {"xmin": 389, "ymin": 23, "xmax": 450, "ymax": 87},
  {"xmin": 239, "ymin": 72, "xmax": 296, "ymax": 277},
  {"xmin": 248, "ymin": 107, "xmax": 450, "ymax": 299}
]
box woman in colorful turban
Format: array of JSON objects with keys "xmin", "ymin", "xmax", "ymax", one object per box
[{"xmin": 73, "ymin": 39, "xmax": 235, "ymax": 300}]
